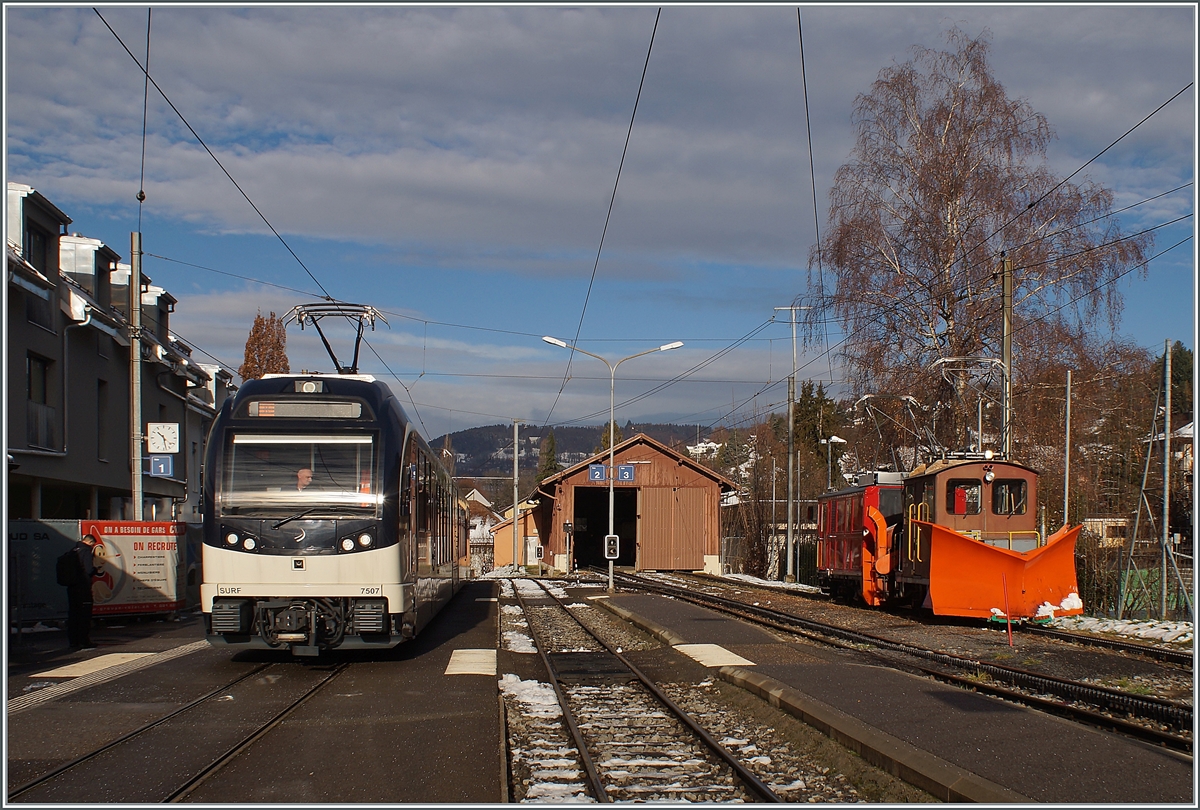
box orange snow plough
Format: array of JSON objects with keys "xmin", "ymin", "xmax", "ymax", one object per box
[{"xmin": 924, "ymin": 522, "xmax": 1084, "ymax": 620}]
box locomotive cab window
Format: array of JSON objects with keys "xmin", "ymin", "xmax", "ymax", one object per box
[
  {"xmin": 946, "ymin": 479, "xmax": 982, "ymax": 515},
  {"xmin": 220, "ymin": 433, "xmax": 380, "ymax": 516},
  {"xmin": 992, "ymin": 479, "xmax": 1028, "ymax": 515}
]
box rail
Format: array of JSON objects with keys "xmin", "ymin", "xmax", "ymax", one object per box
[{"xmin": 611, "ymin": 570, "xmax": 1192, "ymax": 753}]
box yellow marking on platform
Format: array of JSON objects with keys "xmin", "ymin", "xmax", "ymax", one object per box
[
  {"xmin": 445, "ymin": 648, "xmax": 497, "ymax": 675},
  {"xmin": 36, "ymin": 653, "xmax": 155, "ymax": 679},
  {"xmin": 673, "ymin": 644, "xmax": 756, "ymax": 668},
  {"xmin": 587, "ymin": 595, "xmax": 611, "ymax": 600}
]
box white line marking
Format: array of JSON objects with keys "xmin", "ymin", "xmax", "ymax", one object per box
[
  {"xmin": 36, "ymin": 653, "xmax": 154, "ymax": 679},
  {"xmin": 7, "ymin": 641, "xmax": 210, "ymax": 715},
  {"xmin": 476, "ymin": 597, "xmax": 499, "ymax": 602},
  {"xmin": 444, "ymin": 648, "xmax": 497, "ymax": 676},
  {"xmin": 673, "ymin": 643, "xmax": 756, "ymax": 667}
]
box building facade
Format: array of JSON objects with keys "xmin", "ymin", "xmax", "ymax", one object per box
[{"xmin": 7, "ymin": 181, "xmax": 235, "ymax": 522}]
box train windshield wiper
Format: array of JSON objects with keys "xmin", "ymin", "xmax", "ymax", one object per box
[{"xmin": 272, "ymin": 505, "xmax": 362, "ymax": 529}]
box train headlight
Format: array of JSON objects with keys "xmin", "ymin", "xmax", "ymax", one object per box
[
  {"xmin": 357, "ymin": 533, "xmax": 373, "ymax": 548},
  {"xmin": 243, "ymin": 537, "xmax": 257, "ymax": 551},
  {"xmin": 340, "ymin": 537, "xmax": 356, "ymax": 552},
  {"xmin": 225, "ymin": 532, "xmax": 239, "ymax": 545}
]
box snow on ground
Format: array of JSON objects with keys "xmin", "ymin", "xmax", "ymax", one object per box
[
  {"xmin": 719, "ymin": 572, "xmax": 824, "ymax": 594},
  {"xmin": 499, "ymin": 674, "xmax": 562, "ymax": 717},
  {"xmin": 1050, "ymin": 615, "xmax": 1194, "ymax": 646}
]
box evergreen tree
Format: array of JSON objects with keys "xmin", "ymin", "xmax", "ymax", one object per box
[
  {"xmin": 595, "ymin": 421, "xmax": 625, "ymax": 453},
  {"xmin": 238, "ymin": 310, "xmax": 290, "ymax": 381},
  {"xmin": 536, "ymin": 429, "xmax": 563, "ymax": 484}
]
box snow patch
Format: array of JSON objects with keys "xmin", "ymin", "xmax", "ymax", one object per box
[
  {"xmin": 720, "ymin": 572, "xmax": 823, "ymax": 594},
  {"xmin": 1050, "ymin": 615, "xmax": 1193, "ymax": 645}
]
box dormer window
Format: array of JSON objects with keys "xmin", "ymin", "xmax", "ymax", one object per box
[{"xmin": 24, "ymin": 223, "xmax": 50, "ymax": 274}]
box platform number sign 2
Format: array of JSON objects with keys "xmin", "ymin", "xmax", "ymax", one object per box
[{"xmin": 604, "ymin": 534, "xmax": 620, "ymax": 560}]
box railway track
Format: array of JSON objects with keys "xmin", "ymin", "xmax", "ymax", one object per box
[
  {"xmin": 611, "ymin": 570, "xmax": 1193, "ymax": 754},
  {"xmin": 1017, "ymin": 624, "xmax": 1194, "ymax": 668},
  {"xmin": 504, "ymin": 578, "xmax": 787, "ymax": 802},
  {"xmin": 7, "ymin": 661, "xmax": 347, "ymax": 803}
]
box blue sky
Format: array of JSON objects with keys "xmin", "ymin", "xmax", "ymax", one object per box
[{"xmin": 5, "ymin": 4, "xmax": 1195, "ymax": 436}]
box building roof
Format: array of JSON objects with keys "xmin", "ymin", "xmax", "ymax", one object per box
[{"xmin": 536, "ymin": 432, "xmax": 736, "ymax": 493}]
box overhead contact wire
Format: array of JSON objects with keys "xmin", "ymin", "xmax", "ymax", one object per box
[
  {"xmin": 541, "ymin": 7, "xmax": 662, "ymax": 428},
  {"xmin": 93, "ymin": 8, "xmax": 336, "ymax": 302}
]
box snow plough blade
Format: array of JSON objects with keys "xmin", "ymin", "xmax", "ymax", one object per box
[{"xmin": 925, "ymin": 522, "xmax": 1084, "ymax": 620}]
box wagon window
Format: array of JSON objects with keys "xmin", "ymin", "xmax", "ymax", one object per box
[
  {"xmin": 946, "ymin": 479, "xmax": 982, "ymax": 515},
  {"xmin": 992, "ymin": 479, "xmax": 1027, "ymax": 515}
]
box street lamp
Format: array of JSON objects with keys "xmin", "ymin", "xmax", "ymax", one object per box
[
  {"xmin": 543, "ymin": 336, "xmax": 683, "ymax": 591},
  {"xmin": 820, "ymin": 435, "xmax": 847, "ymax": 491}
]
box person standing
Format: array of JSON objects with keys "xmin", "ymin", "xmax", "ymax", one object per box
[{"xmin": 66, "ymin": 533, "xmax": 99, "ymax": 649}]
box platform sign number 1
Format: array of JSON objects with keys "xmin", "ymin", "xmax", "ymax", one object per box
[{"xmin": 604, "ymin": 534, "xmax": 620, "ymax": 560}]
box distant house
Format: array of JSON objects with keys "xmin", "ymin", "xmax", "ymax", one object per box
[
  {"xmin": 466, "ymin": 497, "xmax": 502, "ymax": 576},
  {"xmin": 491, "ymin": 500, "xmax": 541, "ymax": 570}
]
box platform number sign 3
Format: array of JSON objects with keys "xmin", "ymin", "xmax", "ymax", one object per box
[{"xmin": 604, "ymin": 534, "xmax": 619, "ymax": 560}]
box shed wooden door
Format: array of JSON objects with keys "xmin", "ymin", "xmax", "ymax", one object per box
[{"xmin": 639, "ymin": 487, "xmax": 707, "ymax": 570}]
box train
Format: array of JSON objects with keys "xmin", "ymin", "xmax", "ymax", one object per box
[
  {"xmin": 200, "ymin": 373, "xmax": 468, "ymax": 655},
  {"xmin": 816, "ymin": 457, "xmax": 1083, "ymax": 621}
]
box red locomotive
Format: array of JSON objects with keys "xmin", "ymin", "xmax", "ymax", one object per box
[{"xmin": 817, "ymin": 459, "xmax": 1083, "ymax": 621}]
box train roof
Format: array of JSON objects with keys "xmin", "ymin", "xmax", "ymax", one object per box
[
  {"xmin": 227, "ymin": 374, "xmax": 401, "ymax": 419},
  {"xmin": 906, "ymin": 457, "xmax": 1039, "ymax": 480}
]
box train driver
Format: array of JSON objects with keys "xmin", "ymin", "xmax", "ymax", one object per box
[{"xmin": 296, "ymin": 467, "xmax": 314, "ymax": 491}]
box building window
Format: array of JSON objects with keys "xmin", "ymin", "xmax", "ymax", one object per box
[
  {"xmin": 25, "ymin": 290, "xmax": 54, "ymax": 330},
  {"xmin": 28, "ymin": 355, "xmax": 48, "ymax": 404},
  {"xmin": 24, "ymin": 223, "xmax": 50, "ymax": 274},
  {"xmin": 27, "ymin": 354, "xmax": 56, "ymax": 449},
  {"xmin": 97, "ymin": 379, "xmax": 109, "ymax": 461}
]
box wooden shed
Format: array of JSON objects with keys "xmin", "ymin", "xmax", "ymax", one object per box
[{"xmin": 532, "ymin": 434, "xmax": 735, "ymax": 574}]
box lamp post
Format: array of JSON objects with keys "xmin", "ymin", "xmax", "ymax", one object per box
[
  {"xmin": 820, "ymin": 435, "xmax": 847, "ymax": 491},
  {"xmin": 543, "ymin": 336, "xmax": 683, "ymax": 591}
]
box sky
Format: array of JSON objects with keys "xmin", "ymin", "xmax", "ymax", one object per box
[{"xmin": 5, "ymin": 3, "xmax": 1196, "ymax": 438}]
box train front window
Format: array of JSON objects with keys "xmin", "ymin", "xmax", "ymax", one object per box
[
  {"xmin": 992, "ymin": 479, "xmax": 1027, "ymax": 515},
  {"xmin": 220, "ymin": 433, "xmax": 379, "ymax": 516},
  {"xmin": 946, "ymin": 479, "xmax": 982, "ymax": 515}
]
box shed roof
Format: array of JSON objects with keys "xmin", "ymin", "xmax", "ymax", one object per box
[{"xmin": 536, "ymin": 432, "xmax": 736, "ymax": 493}]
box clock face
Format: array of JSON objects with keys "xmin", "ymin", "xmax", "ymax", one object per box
[{"xmin": 147, "ymin": 422, "xmax": 180, "ymax": 454}]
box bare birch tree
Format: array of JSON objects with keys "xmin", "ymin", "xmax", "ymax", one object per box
[{"xmin": 807, "ymin": 28, "xmax": 1152, "ymax": 448}]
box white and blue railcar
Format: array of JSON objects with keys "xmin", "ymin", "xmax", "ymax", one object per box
[{"xmin": 201, "ymin": 374, "xmax": 466, "ymax": 655}]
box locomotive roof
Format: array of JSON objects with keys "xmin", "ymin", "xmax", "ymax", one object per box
[{"xmin": 906, "ymin": 457, "xmax": 1039, "ymax": 480}]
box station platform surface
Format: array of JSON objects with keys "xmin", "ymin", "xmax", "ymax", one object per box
[{"xmin": 601, "ymin": 591, "xmax": 1193, "ymax": 804}]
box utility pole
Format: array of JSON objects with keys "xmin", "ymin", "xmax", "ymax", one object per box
[
  {"xmin": 130, "ymin": 232, "xmax": 144, "ymax": 521},
  {"xmin": 774, "ymin": 306, "xmax": 803, "ymax": 582},
  {"xmin": 1161, "ymin": 340, "xmax": 1171, "ymax": 617},
  {"xmin": 1001, "ymin": 254, "xmax": 1013, "ymax": 459},
  {"xmin": 1063, "ymin": 369, "xmax": 1071, "ymax": 527},
  {"xmin": 513, "ymin": 419, "xmax": 521, "ymax": 573}
]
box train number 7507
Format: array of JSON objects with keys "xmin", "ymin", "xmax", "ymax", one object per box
[{"xmin": 360, "ymin": 586, "xmax": 381, "ymax": 595}]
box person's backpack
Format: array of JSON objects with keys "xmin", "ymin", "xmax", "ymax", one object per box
[{"xmin": 56, "ymin": 547, "xmax": 85, "ymax": 587}]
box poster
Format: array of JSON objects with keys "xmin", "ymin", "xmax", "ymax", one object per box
[{"xmin": 79, "ymin": 521, "xmax": 186, "ymax": 615}]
